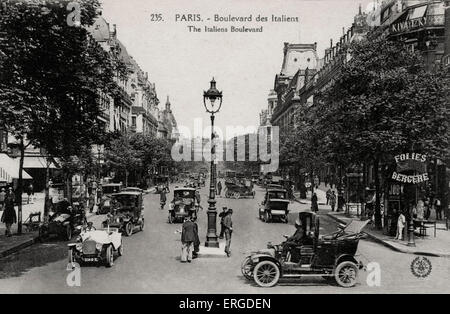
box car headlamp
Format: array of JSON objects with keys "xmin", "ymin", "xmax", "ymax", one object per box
[
  {"xmin": 76, "ymin": 243, "xmax": 83, "ymax": 250},
  {"xmin": 96, "ymin": 243, "xmax": 103, "ymax": 250}
]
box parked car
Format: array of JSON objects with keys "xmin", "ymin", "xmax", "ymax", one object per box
[
  {"xmin": 168, "ymin": 187, "xmax": 199, "ymax": 223},
  {"xmin": 68, "ymin": 223, "xmax": 123, "ymax": 267},
  {"xmin": 98, "ymin": 183, "xmax": 123, "ymax": 214},
  {"xmin": 259, "ymin": 188, "xmax": 290, "ymax": 223},
  {"xmin": 39, "ymin": 199, "xmax": 87, "ymax": 240},
  {"xmin": 242, "ymin": 213, "xmax": 367, "ymax": 288},
  {"xmin": 102, "ymin": 191, "xmax": 145, "ymax": 236},
  {"xmin": 224, "ymin": 179, "xmax": 255, "ymax": 199}
]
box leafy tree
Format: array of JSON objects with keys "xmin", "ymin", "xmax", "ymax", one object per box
[
  {"xmin": 317, "ymin": 35, "xmax": 450, "ymax": 228},
  {"xmin": 0, "ymin": 0, "xmax": 126, "ymax": 226}
]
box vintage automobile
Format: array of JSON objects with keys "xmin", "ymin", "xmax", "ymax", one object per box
[
  {"xmin": 168, "ymin": 187, "xmax": 200, "ymax": 223},
  {"xmin": 67, "ymin": 223, "xmax": 123, "ymax": 267},
  {"xmin": 102, "ymin": 191, "xmax": 145, "ymax": 236},
  {"xmin": 97, "ymin": 183, "xmax": 123, "ymax": 214},
  {"xmin": 39, "ymin": 199, "xmax": 87, "ymax": 240},
  {"xmin": 224, "ymin": 179, "xmax": 255, "ymax": 199},
  {"xmin": 241, "ymin": 212, "xmax": 367, "ymax": 288},
  {"xmin": 259, "ymin": 188, "xmax": 290, "ymax": 223}
]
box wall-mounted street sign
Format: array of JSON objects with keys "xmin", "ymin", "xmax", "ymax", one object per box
[{"xmin": 391, "ymin": 153, "xmax": 429, "ymax": 184}]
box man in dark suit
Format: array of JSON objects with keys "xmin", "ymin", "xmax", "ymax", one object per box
[
  {"xmin": 223, "ymin": 209, "xmax": 233, "ymax": 257},
  {"xmin": 181, "ymin": 217, "xmax": 196, "ymax": 262}
]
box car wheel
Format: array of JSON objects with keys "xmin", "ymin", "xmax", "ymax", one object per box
[
  {"xmin": 64, "ymin": 225, "xmax": 72, "ymax": 241},
  {"xmin": 118, "ymin": 241, "xmax": 124, "ymax": 256},
  {"xmin": 140, "ymin": 218, "xmax": 145, "ymax": 231},
  {"xmin": 334, "ymin": 261, "xmax": 358, "ymax": 288},
  {"xmin": 241, "ymin": 256, "xmax": 254, "ymax": 280},
  {"xmin": 105, "ymin": 245, "xmax": 114, "ymax": 267},
  {"xmin": 253, "ymin": 260, "xmax": 280, "ymax": 287},
  {"xmin": 125, "ymin": 222, "xmax": 134, "ymax": 237},
  {"xmin": 264, "ymin": 212, "xmax": 270, "ymax": 223},
  {"xmin": 234, "ymin": 192, "xmax": 240, "ymax": 199}
]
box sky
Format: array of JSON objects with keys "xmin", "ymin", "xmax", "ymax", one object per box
[{"xmin": 100, "ymin": 0, "xmax": 375, "ymax": 139}]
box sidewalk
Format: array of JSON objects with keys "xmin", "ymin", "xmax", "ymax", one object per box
[
  {"xmin": 0, "ymin": 187, "xmax": 155, "ymax": 258},
  {"xmin": 326, "ymin": 211, "xmax": 450, "ymax": 258},
  {"xmin": 294, "ymin": 183, "xmax": 335, "ymax": 206}
]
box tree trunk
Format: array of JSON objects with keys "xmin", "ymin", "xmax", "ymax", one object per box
[
  {"xmin": 310, "ymin": 167, "xmax": 314, "ymax": 194},
  {"xmin": 66, "ymin": 174, "xmax": 73, "ymax": 204},
  {"xmin": 374, "ymin": 157, "xmax": 382, "ymax": 229},
  {"xmin": 44, "ymin": 157, "xmax": 51, "ymax": 221},
  {"xmin": 125, "ymin": 169, "xmax": 129, "ymax": 187},
  {"xmin": 17, "ymin": 140, "xmax": 25, "ymax": 234}
]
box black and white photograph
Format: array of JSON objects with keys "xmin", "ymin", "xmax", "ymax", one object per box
[{"xmin": 0, "ymin": 0, "xmax": 449, "ymax": 300}]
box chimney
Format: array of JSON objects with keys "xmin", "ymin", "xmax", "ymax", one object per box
[
  {"xmin": 113, "ymin": 24, "xmax": 117, "ymax": 34},
  {"xmin": 165, "ymin": 95, "xmax": 171, "ymax": 112},
  {"xmin": 330, "ymin": 39, "xmax": 333, "ymax": 48}
]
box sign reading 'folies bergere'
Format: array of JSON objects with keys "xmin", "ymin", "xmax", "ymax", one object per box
[{"xmin": 391, "ymin": 153, "xmax": 429, "ymax": 184}]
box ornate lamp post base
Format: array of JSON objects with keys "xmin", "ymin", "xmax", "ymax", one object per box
[{"xmin": 205, "ymin": 198, "xmax": 219, "ymax": 248}]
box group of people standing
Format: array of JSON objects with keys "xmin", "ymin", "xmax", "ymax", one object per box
[{"xmin": 0, "ymin": 187, "xmax": 17, "ymax": 237}]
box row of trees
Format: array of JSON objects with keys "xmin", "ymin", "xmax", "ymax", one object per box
[
  {"xmin": 280, "ymin": 31, "xmax": 450, "ymax": 229},
  {"xmin": 0, "ymin": 1, "xmax": 175, "ymax": 230}
]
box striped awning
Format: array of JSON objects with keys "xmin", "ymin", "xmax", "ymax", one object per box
[{"xmin": 0, "ymin": 153, "xmax": 33, "ymax": 182}]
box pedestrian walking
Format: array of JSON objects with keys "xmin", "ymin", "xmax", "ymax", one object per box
[
  {"xmin": 223, "ymin": 208, "xmax": 233, "ymax": 257},
  {"xmin": 89, "ymin": 192, "xmax": 95, "ymax": 213},
  {"xmin": 1, "ymin": 187, "xmax": 16, "ymax": 237},
  {"xmin": 434, "ymin": 197, "xmax": 442, "ymax": 220},
  {"xmin": 424, "ymin": 197, "xmax": 431, "ymax": 220},
  {"xmin": 311, "ymin": 192, "xmax": 319, "ymax": 212},
  {"xmin": 181, "ymin": 217, "xmax": 196, "ymax": 263},
  {"xmin": 326, "ymin": 188, "xmax": 332, "ymax": 205},
  {"xmin": 0, "ymin": 188, "xmax": 6, "ymax": 211},
  {"xmin": 330, "ymin": 191, "xmax": 336, "ymax": 212},
  {"xmin": 160, "ymin": 187, "xmax": 168, "ymax": 210},
  {"xmin": 217, "ymin": 181, "xmax": 222, "ymax": 197},
  {"xmin": 192, "ymin": 216, "xmax": 200, "ymax": 259},
  {"xmin": 218, "ymin": 207, "xmax": 228, "ymax": 239},
  {"xmin": 395, "ymin": 210, "xmax": 406, "ymax": 241}
]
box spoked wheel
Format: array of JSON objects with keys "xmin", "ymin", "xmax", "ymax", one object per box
[
  {"xmin": 125, "ymin": 222, "xmax": 134, "ymax": 236},
  {"xmin": 241, "ymin": 256, "xmax": 254, "ymax": 280},
  {"xmin": 105, "ymin": 245, "xmax": 114, "ymax": 267},
  {"xmin": 263, "ymin": 212, "xmax": 270, "ymax": 223},
  {"xmin": 334, "ymin": 261, "xmax": 358, "ymax": 288},
  {"xmin": 253, "ymin": 261, "xmax": 280, "ymax": 287},
  {"xmin": 233, "ymin": 192, "xmax": 240, "ymax": 199}
]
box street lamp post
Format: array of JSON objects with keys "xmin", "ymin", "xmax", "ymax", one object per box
[{"xmin": 203, "ymin": 78, "xmax": 222, "ymax": 248}]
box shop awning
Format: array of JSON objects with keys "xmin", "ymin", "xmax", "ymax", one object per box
[
  {"xmin": 408, "ymin": 5, "xmax": 427, "ymax": 20},
  {"xmin": 0, "ymin": 153, "xmax": 33, "ymax": 182},
  {"xmin": 23, "ymin": 156, "xmax": 57, "ymax": 169}
]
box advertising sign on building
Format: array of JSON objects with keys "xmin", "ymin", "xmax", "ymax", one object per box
[{"xmin": 391, "ymin": 153, "xmax": 429, "ymax": 184}]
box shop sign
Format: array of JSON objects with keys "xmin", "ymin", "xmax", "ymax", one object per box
[
  {"xmin": 391, "ymin": 153, "xmax": 429, "ymax": 184},
  {"xmin": 390, "ymin": 16, "xmax": 427, "ymax": 34}
]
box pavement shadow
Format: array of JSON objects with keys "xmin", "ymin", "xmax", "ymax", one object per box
[{"xmin": 0, "ymin": 241, "xmax": 68, "ymax": 279}]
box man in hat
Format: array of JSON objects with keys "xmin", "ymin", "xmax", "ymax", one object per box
[
  {"xmin": 218, "ymin": 206, "xmax": 228, "ymax": 239},
  {"xmin": 223, "ymin": 208, "xmax": 233, "ymax": 257},
  {"xmin": 282, "ymin": 219, "xmax": 305, "ymax": 260},
  {"xmin": 181, "ymin": 217, "xmax": 196, "ymax": 262}
]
